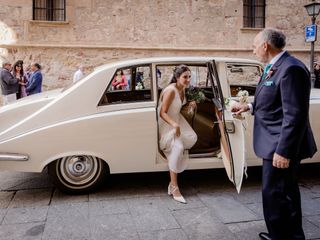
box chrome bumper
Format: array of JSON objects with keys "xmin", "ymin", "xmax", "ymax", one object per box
[{"xmin": 0, "ymin": 153, "xmax": 29, "ymax": 161}]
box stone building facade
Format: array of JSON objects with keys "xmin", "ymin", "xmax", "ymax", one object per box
[{"xmin": 0, "ymin": 0, "xmax": 318, "ymax": 92}]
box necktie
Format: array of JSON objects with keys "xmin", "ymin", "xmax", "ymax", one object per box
[{"xmin": 262, "ymin": 63, "xmax": 272, "ymax": 79}]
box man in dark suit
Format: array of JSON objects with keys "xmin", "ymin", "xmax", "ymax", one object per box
[
  {"xmin": 0, "ymin": 61, "xmax": 18, "ymax": 105},
  {"xmin": 26, "ymin": 63, "xmax": 42, "ymax": 95},
  {"xmin": 232, "ymin": 28, "xmax": 317, "ymax": 240}
]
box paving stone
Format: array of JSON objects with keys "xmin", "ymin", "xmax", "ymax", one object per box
[
  {"xmin": 227, "ymin": 220, "xmax": 267, "ymax": 240},
  {"xmin": 0, "ymin": 177, "xmax": 31, "ymax": 191},
  {"xmin": 51, "ymin": 189, "xmax": 88, "ymax": 205},
  {"xmin": 302, "ymin": 195, "xmax": 320, "ymax": 216},
  {"xmin": 0, "ymin": 222, "xmax": 45, "ymax": 240},
  {"xmin": 309, "ymin": 185, "xmax": 320, "ymax": 198},
  {"xmin": 234, "ymin": 186, "xmax": 262, "ymax": 204},
  {"xmin": 90, "ymin": 213, "xmax": 139, "ymax": 240},
  {"xmin": 161, "ymin": 194, "xmax": 205, "ymax": 211},
  {"xmin": 139, "ymin": 229, "xmax": 188, "ymax": 240},
  {"xmin": 3, "ymin": 206, "xmax": 48, "ymax": 224},
  {"xmin": 7, "ymin": 175, "xmax": 53, "ymax": 190},
  {"xmin": 126, "ymin": 197, "xmax": 179, "ymax": 232},
  {"xmin": 42, "ymin": 202, "xmax": 90, "ymax": 240},
  {"xmin": 0, "ymin": 192, "xmax": 14, "ymax": 209},
  {"xmin": 245, "ymin": 203, "xmax": 264, "ymax": 220},
  {"xmin": 198, "ymin": 193, "xmax": 259, "ymax": 223},
  {"xmin": 89, "ymin": 182, "xmax": 153, "ymax": 201},
  {"xmin": 0, "ymin": 208, "xmax": 6, "ymax": 223},
  {"xmin": 89, "ymin": 199, "xmax": 129, "ymax": 216},
  {"xmin": 9, "ymin": 189, "xmax": 52, "ymax": 208},
  {"xmin": 306, "ymin": 215, "xmax": 320, "ymax": 228},
  {"xmin": 303, "ymin": 217, "xmax": 320, "ymax": 240},
  {"xmin": 173, "ymin": 207, "xmax": 237, "ymax": 240},
  {"xmin": 0, "ymin": 172, "xmax": 51, "ymax": 191}
]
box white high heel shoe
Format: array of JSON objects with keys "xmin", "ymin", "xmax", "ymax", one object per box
[{"xmin": 168, "ymin": 183, "xmax": 186, "ymax": 204}]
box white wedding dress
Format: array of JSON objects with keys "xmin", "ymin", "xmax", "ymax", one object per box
[{"xmin": 158, "ymin": 85, "xmax": 197, "ymax": 173}]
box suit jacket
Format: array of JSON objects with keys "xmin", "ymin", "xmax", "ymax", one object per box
[
  {"xmin": 252, "ymin": 51, "xmax": 317, "ymax": 160},
  {"xmin": 26, "ymin": 70, "xmax": 42, "ymax": 95},
  {"xmin": 0, "ymin": 68, "xmax": 18, "ymax": 95}
]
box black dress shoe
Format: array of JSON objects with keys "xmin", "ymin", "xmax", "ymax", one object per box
[{"xmin": 259, "ymin": 232, "xmax": 271, "ymax": 240}]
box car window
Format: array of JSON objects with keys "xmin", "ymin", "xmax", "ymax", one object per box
[
  {"xmin": 156, "ymin": 65, "xmax": 210, "ymax": 89},
  {"xmin": 99, "ymin": 65, "xmax": 152, "ymax": 105},
  {"xmin": 226, "ymin": 64, "xmax": 262, "ymax": 97}
]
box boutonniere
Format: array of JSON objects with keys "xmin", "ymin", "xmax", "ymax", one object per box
[
  {"xmin": 264, "ymin": 80, "xmax": 274, "ymax": 87},
  {"xmin": 265, "ymin": 68, "xmax": 277, "ymax": 80}
]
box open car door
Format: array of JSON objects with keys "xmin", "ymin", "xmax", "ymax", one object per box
[{"xmin": 207, "ymin": 61, "xmax": 245, "ymax": 193}]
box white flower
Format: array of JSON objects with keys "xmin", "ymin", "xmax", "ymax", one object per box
[{"xmin": 236, "ymin": 90, "xmax": 249, "ymax": 105}]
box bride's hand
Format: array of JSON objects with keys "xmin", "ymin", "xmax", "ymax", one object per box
[
  {"xmin": 188, "ymin": 101, "xmax": 197, "ymax": 109},
  {"xmin": 173, "ymin": 123, "xmax": 181, "ymax": 137}
]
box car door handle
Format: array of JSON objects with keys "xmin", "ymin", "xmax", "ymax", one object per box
[{"xmin": 225, "ymin": 121, "xmax": 235, "ymax": 133}]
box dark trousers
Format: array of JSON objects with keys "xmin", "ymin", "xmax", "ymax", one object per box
[{"xmin": 262, "ymin": 159, "xmax": 305, "ymax": 240}]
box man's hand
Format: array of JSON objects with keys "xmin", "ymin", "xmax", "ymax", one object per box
[
  {"xmin": 231, "ymin": 103, "xmax": 250, "ymax": 115},
  {"xmin": 273, "ymin": 153, "xmax": 290, "ymax": 168}
]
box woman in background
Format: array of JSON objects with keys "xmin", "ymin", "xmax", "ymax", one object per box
[
  {"xmin": 111, "ymin": 69, "xmax": 128, "ymax": 90},
  {"xmin": 12, "ymin": 61, "xmax": 27, "ymax": 99}
]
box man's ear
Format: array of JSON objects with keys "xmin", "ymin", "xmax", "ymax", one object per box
[{"xmin": 263, "ymin": 42, "xmax": 268, "ymax": 52}]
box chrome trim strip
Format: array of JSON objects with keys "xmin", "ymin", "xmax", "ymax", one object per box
[{"xmin": 0, "ymin": 153, "xmax": 29, "ymax": 161}]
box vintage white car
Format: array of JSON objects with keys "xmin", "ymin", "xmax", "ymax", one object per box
[{"xmin": 0, "ymin": 57, "xmax": 319, "ymax": 193}]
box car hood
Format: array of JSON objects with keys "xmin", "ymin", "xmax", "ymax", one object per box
[{"xmin": 0, "ymin": 89, "xmax": 62, "ymax": 136}]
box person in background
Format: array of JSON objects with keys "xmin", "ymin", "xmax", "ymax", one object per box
[
  {"xmin": 0, "ymin": 61, "xmax": 18, "ymax": 105},
  {"xmin": 232, "ymin": 28, "xmax": 317, "ymax": 240},
  {"xmin": 111, "ymin": 69, "xmax": 128, "ymax": 90},
  {"xmin": 24, "ymin": 64, "xmax": 32, "ymax": 82},
  {"xmin": 314, "ymin": 62, "xmax": 320, "ymax": 88},
  {"xmin": 73, "ymin": 65, "xmax": 85, "ymax": 83},
  {"xmin": 26, "ymin": 63, "xmax": 42, "ymax": 95},
  {"xmin": 12, "ymin": 61, "xmax": 27, "ymax": 99}
]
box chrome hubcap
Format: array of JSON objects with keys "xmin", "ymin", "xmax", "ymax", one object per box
[{"xmin": 59, "ymin": 155, "xmax": 99, "ymax": 186}]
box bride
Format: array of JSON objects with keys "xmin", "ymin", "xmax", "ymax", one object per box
[{"xmin": 158, "ymin": 65, "xmax": 197, "ymax": 203}]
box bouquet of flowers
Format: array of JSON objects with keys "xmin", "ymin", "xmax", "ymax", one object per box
[
  {"xmin": 225, "ymin": 90, "xmax": 249, "ymax": 108},
  {"xmin": 186, "ymin": 86, "xmax": 206, "ymax": 103},
  {"xmin": 225, "ymin": 89, "xmax": 249, "ymax": 120},
  {"xmin": 237, "ymin": 90, "xmax": 249, "ymax": 105},
  {"xmin": 185, "ymin": 87, "xmax": 206, "ymax": 115}
]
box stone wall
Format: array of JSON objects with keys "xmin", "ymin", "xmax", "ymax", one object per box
[{"xmin": 0, "ymin": 0, "xmax": 318, "ymax": 92}]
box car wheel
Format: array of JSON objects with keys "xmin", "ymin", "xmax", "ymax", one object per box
[{"xmin": 48, "ymin": 155, "xmax": 109, "ymax": 194}]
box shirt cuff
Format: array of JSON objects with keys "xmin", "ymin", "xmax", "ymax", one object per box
[{"xmin": 248, "ymin": 103, "xmax": 253, "ymax": 114}]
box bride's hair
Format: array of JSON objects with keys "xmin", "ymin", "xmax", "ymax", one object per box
[{"xmin": 170, "ymin": 65, "xmax": 190, "ymax": 83}]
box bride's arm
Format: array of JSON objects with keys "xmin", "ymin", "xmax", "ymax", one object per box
[{"xmin": 160, "ymin": 89, "xmax": 181, "ymax": 137}]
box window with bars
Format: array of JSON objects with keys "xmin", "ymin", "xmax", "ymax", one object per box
[
  {"xmin": 243, "ymin": 0, "xmax": 265, "ymax": 28},
  {"xmin": 33, "ymin": 0, "xmax": 66, "ymax": 21}
]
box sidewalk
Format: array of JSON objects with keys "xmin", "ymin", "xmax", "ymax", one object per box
[{"xmin": 0, "ymin": 165, "xmax": 319, "ymax": 240}]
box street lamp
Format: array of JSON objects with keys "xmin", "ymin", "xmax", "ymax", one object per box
[{"xmin": 304, "ymin": 1, "xmax": 320, "ymax": 86}]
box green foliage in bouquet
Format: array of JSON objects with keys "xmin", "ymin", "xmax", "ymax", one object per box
[{"xmin": 186, "ymin": 87, "xmax": 206, "ymax": 103}]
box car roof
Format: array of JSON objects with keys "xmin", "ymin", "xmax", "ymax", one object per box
[{"xmin": 94, "ymin": 56, "xmax": 261, "ymax": 71}]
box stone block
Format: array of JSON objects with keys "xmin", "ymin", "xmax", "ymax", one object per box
[
  {"xmin": 139, "ymin": 229, "xmax": 188, "ymax": 240},
  {"xmin": 198, "ymin": 193, "xmax": 259, "ymax": 223},
  {"xmin": 0, "ymin": 222, "xmax": 45, "ymax": 240},
  {"xmin": 90, "ymin": 213, "xmax": 139, "ymax": 240},
  {"xmin": 0, "ymin": 192, "xmax": 14, "ymax": 209},
  {"xmin": 89, "ymin": 199, "xmax": 129, "ymax": 216},
  {"xmin": 9, "ymin": 189, "xmax": 52, "ymax": 208},
  {"xmin": 3, "ymin": 206, "xmax": 48, "ymax": 224},
  {"xmin": 172, "ymin": 207, "xmax": 237, "ymax": 240},
  {"xmin": 126, "ymin": 197, "xmax": 179, "ymax": 232},
  {"xmin": 51, "ymin": 189, "xmax": 88, "ymax": 205},
  {"xmin": 227, "ymin": 220, "xmax": 267, "ymax": 240},
  {"xmin": 42, "ymin": 202, "xmax": 90, "ymax": 240}
]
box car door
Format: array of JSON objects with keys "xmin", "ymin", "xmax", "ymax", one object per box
[{"xmin": 207, "ymin": 61, "xmax": 245, "ymax": 193}]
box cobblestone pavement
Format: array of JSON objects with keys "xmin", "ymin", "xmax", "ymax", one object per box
[{"xmin": 0, "ymin": 164, "xmax": 319, "ymax": 240}]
